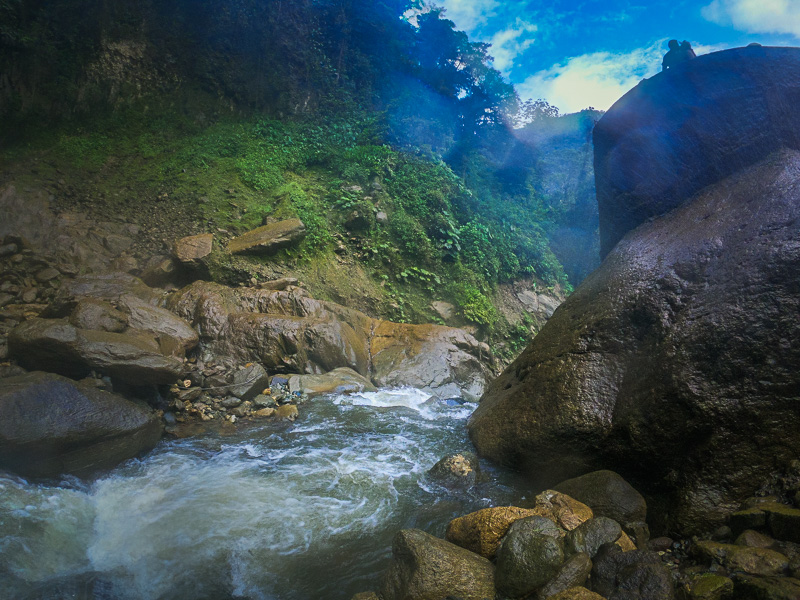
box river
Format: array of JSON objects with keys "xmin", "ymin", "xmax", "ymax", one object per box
[{"xmin": 1, "ymin": 388, "xmax": 525, "ymax": 599}]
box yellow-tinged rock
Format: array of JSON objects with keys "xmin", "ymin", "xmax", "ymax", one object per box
[
  {"xmin": 534, "ymin": 490, "xmax": 594, "ymax": 531},
  {"xmin": 275, "ymin": 404, "xmax": 299, "ymax": 421},
  {"xmin": 615, "ymin": 530, "xmax": 637, "ymax": 552},
  {"xmin": 446, "ymin": 506, "xmax": 554, "ymax": 559},
  {"xmin": 548, "ymin": 587, "xmax": 607, "ymax": 600}
]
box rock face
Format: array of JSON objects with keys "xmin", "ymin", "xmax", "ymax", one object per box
[
  {"xmin": 470, "ymin": 49, "xmax": 800, "ymax": 533},
  {"xmin": 227, "ymin": 219, "xmax": 306, "ymax": 255},
  {"xmin": 170, "ymin": 281, "xmax": 492, "ymax": 400},
  {"xmin": 595, "ymin": 46, "xmax": 800, "ymax": 258},
  {"xmin": 0, "ymin": 372, "xmax": 162, "ymax": 477}
]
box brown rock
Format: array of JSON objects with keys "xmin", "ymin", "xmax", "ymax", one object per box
[
  {"xmin": 548, "ymin": 588, "xmax": 606, "ymax": 600},
  {"xmin": 735, "ymin": 529, "xmax": 775, "ymax": 548},
  {"xmin": 380, "ymin": 529, "xmax": 495, "ymax": 600},
  {"xmin": 533, "ymin": 489, "xmax": 594, "ymax": 531},
  {"xmin": 257, "ymin": 277, "xmax": 299, "ymax": 291},
  {"xmin": 173, "ymin": 233, "xmax": 214, "ymax": 264},
  {"xmin": 69, "ymin": 298, "xmax": 128, "ymax": 333},
  {"xmin": 117, "ymin": 294, "xmax": 198, "ymax": 354},
  {"xmin": 287, "ymin": 367, "xmax": 376, "ymax": 399},
  {"xmin": 446, "ymin": 506, "xmax": 553, "ymax": 559},
  {"xmin": 253, "ymin": 408, "xmax": 276, "ymax": 419},
  {"xmin": 693, "ymin": 541, "xmax": 789, "ymax": 576},
  {"xmin": 8, "ymin": 318, "xmax": 184, "ymax": 385},
  {"xmin": 228, "ymin": 219, "xmax": 306, "ymax": 255}
]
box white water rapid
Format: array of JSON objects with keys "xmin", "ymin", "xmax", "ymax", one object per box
[{"xmin": 1, "ymin": 388, "xmax": 522, "ymax": 600}]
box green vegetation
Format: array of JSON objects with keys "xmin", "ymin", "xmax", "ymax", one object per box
[{"xmin": 0, "ymin": 0, "xmax": 598, "ymax": 357}]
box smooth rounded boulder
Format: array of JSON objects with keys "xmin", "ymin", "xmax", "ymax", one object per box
[
  {"xmin": 379, "ymin": 528, "xmax": 495, "ymax": 600},
  {"xmin": 0, "ymin": 372, "xmax": 162, "ymax": 477}
]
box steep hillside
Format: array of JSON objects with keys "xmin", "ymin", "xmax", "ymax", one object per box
[{"xmin": 0, "ymin": 0, "xmax": 599, "ymax": 359}]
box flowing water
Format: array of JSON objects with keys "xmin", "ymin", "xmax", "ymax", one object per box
[{"xmin": 0, "ymin": 388, "xmax": 525, "ymax": 600}]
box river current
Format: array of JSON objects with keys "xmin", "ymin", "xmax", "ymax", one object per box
[{"xmin": 1, "ymin": 388, "xmax": 524, "ymax": 599}]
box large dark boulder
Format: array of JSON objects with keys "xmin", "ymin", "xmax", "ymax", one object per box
[
  {"xmin": 468, "ymin": 149, "xmax": 800, "ymax": 533},
  {"xmin": 595, "ymin": 46, "xmax": 800, "ymax": 257},
  {"xmin": 0, "ymin": 372, "xmax": 162, "ymax": 477}
]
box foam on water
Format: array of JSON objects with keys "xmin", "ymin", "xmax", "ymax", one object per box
[{"xmin": 0, "ymin": 388, "xmax": 518, "ymax": 599}]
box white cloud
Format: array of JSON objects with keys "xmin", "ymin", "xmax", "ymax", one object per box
[
  {"xmin": 438, "ymin": 0, "xmax": 499, "ymax": 33},
  {"xmin": 516, "ymin": 41, "xmax": 668, "ymax": 113},
  {"xmin": 489, "ymin": 19, "xmax": 538, "ymax": 74},
  {"xmin": 702, "ymin": 0, "xmax": 800, "ymax": 37}
]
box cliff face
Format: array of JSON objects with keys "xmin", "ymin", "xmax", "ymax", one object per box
[
  {"xmin": 595, "ymin": 46, "xmax": 800, "ymax": 257},
  {"xmin": 470, "ymin": 47, "xmax": 800, "ymax": 533}
]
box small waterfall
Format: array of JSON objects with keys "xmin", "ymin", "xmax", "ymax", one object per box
[{"xmin": 1, "ymin": 389, "xmax": 521, "ymax": 600}]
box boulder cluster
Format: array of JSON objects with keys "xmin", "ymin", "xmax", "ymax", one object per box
[{"xmin": 355, "ymin": 470, "xmax": 800, "ymax": 600}]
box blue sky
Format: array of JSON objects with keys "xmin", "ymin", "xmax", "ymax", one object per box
[{"xmin": 433, "ymin": 0, "xmax": 800, "ymax": 112}]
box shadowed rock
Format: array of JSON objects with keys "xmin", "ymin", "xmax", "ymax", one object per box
[
  {"xmin": 469, "ymin": 149, "xmax": 800, "ymax": 533},
  {"xmin": 0, "ymin": 372, "xmax": 162, "ymax": 477},
  {"xmin": 595, "ymin": 46, "xmax": 800, "ymax": 257}
]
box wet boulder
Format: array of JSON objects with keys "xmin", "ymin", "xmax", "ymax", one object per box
[
  {"xmin": 566, "ymin": 517, "xmax": 623, "ymax": 558},
  {"xmin": 0, "ymin": 371, "xmax": 162, "ymax": 477},
  {"xmin": 468, "ymin": 149, "xmax": 800, "ymax": 534},
  {"xmin": 8, "ymin": 318, "xmax": 185, "ymax": 385},
  {"xmin": 592, "ymin": 546, "xmax": 674, "ymax": 600},
  {"xmin": 554, "ymin": 470, "xmax": 647, "ymax": 528},
  {"xmin": 426, "ymin": 452, "xmax": 480, "ymax": 489},
  {"xmin": 68, "ymin": 298, "xmax": 128, "ymax": 333},
  {"xmin": 230, "ymin": 363, "xmax": 272, "ymax": 401},
  {"xmin": 117, "ymin": 294, "xmax": 199, "ymax": 354},
  {"xmin": 446, "ymin": 506, "xmax": 555, "ymax": 560},
  {"xmin": 495, "ymin": 516, "xmax": 566, "ymax": 598},
  {"xmin": 379, "ymin": 528, "xmax": 495, "ymax": 600},
  {"xmin": 287, "ymin": 367, "xmax": 376, "ymax": 399},
  {"xmin": 370, "ymin": 321, "xmax": 492, "ymax": 402}
]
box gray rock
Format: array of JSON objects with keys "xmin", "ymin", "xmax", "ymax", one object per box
[
  {"xmin": 566, "ymin": 517, "xmax": 623, "ymax": 558},
  {"xmin": 221, "ymin": 396, "xmax": 243, "ymax": 408},
  {"xmin": 555, "ymin": 470, "xmax": 647, "ymax": 526},
  {"xmin": 252, "ymin": 394, "xmax": 277, "ymax": 408},
  {"xmin": 538, "ymin": 552, "xmax": 593, "ymax": 600},
  {"xmin": 69, "ymin": 298, "xmax": 128, "ymax": 333},
  {"xmin": 0, "ymin": 371, "xmax": 162, "ymax": 477},
  {"xmin": 496, "ymin": 516, "xmax": 566, "ymax": 598},
  {"xmin": 592, "ymin": 546, "xmax": 672, "ymax": 600},
  {"xmin": 230, "ymin": 363, "xmax": 271, "ymax": 400},
  {"xmin": 379, "ymin": 529, "xmax": 495, "ymax": 600},
  {"xmin": 0, "ymin": 242, "xmax": 18, "ymax": 257},
  {"xmin": 8, "ymin": 318, "xmax": 184, "ymax": 385},
  {"xmin": 34, "ymin": 267, "xmax": 60, "ymax": 283}
]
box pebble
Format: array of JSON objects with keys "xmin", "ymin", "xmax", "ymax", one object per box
[{"xmin": 0, "ymin": 243, "xmax": 18, "ymax": 257}]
